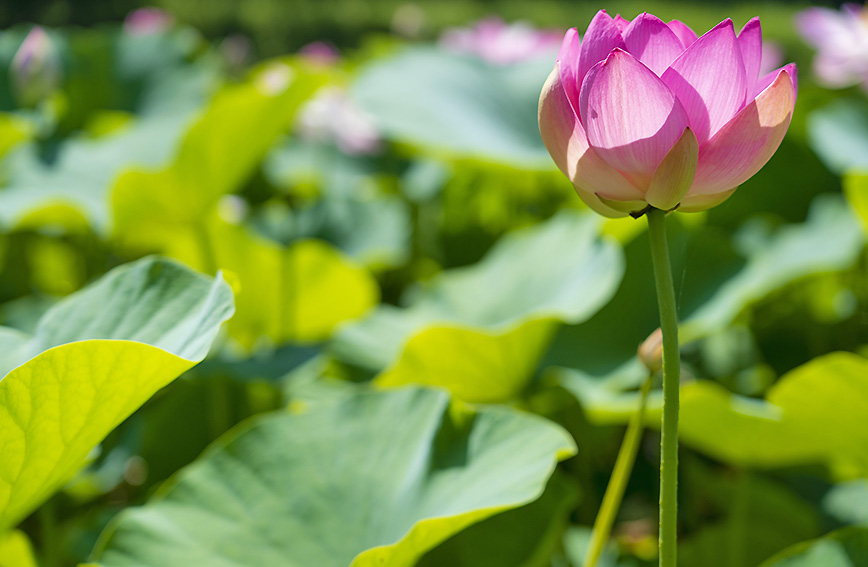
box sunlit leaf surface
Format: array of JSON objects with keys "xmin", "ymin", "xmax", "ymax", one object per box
[
  {"xmin": 0, "ymin": 257, "xmax": 234, "ymax": 530},
  {"xmin": 92, "ymin": 388, "xmax": 576, "ymax": 567}
]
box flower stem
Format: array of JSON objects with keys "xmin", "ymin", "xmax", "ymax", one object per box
[
  {"xmin": 584, "ymin": 373, "xmax": 653, "ymax": 567},
  {"xmin": 645, "ymin": 207, "xmax": 680, "ymax": 567}
]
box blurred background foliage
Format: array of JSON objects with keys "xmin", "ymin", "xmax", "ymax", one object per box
[
  {"xmin": 0, "ymin": 0, "xmax": 850, "ymax": 56},
  {"xmin": 1, "ymin": 0, "xmax": 868, "ymax": 566}
]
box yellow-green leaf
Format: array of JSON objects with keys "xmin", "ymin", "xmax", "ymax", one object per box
[
  {"xmin": 0, "ymin": 257, "xmax": 234, "ymax": 531},
  {"xmin": 376, "ymin": 319, "xmax": 556, "ymax": 403}
]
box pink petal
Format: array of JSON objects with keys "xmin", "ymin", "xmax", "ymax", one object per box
[
  {"xmin": 738, "ymin": 18, "xmax": 763, "ymax": 100},
  {"xmin": 577, "ymin": 10, "xmax": 625, "ymax": 93},
  {"xmin": 646, "ymin": 127, "xmax": 698, "ymax": 210},
  {"xmin": 667, "ymin": 20, "xmax": 698, "ymax": 48},
  {"xmin": 752, "ymin": 62, "xmax": 797, "ymax": 100},
  {"xmin": 557, "ymin": 28, "xmax": 582, "ymax": 110},
  {"xmin": 539, "ymin": 65, "xmax": 582, "ymax": 180},
  {"xmin": 623, "ymin": 13, "xmax": 685, "ymax": 76},
  {"xmin": 538, "ymin": 64, "xmax": 642, "ymax": 213},
  {"xmin": 579, "ymin": 49, "xmax": 689, "ymax": 187},
  {"xmin": 613, "ymin": 14, "xmax": 631, "ymax": 33},
  {"xmin": 691, "ymin": 67, "xmax": 796, "ymax": 195},
  {"xmin": 662, "ymin": 19, "xmax": 747, "ymax": 144}
]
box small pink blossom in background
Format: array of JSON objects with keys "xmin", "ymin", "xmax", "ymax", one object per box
[
  {"xmin": 10, "ymin": 26, "xmax": 62, "ymax": 107},
  {"xmin": 123, "ymin": 7, "xmax": 173, "ymax": 36},
  {"xmin": 297, "ymin": 88, "xmax": 381, "ymax": 156},
  {"xmin": 538, "ymin": 11, "xmax": 797, "ymax": 217},
  {"xmin": 796, "ymin": 3, "xmax": 868, "ymax": 89},
  {"xmin": 441, "ymin": 17, "xmax": 562, "ymax": 65},
  {"xmin": 298, "ymin": 41, "xmax": 340, "ymax": 66}
]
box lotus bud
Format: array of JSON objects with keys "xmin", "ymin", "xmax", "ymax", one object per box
[
  {"xmin": 638, "ymin": 327, "xmax": 664, "ymax": 373},
  {"xmin": 10, "ymin": 26, "xmax": 62, "ymax": 108}
]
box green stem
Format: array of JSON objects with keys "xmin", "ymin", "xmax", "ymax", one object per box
[
  {"xmin": 646, "ymin": 207, "xmax": 680, "ymax": 567},
  {"xmin": 584, "ymin": 374, "xmax": 653, "ymax": 567}
]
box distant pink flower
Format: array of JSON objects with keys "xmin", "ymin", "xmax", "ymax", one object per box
[
  {"xmin": 796, "ymin": 3, "xmax": 868, "ymax": 89},
  {"xmin": 298, "ymin": 41, "xmax": 340, "ymax": 66},
  {"xmin": 441, "ymin": 17, "xmax": 562, "ymax": 65},
  {"xmin": 10, "ymin": 26, "xmax": 61, "ymax": 107},
  {"xmin": 124, "ymin": 7, "xmax": 173, "ymax": 36},
  {"xmin": 297, "ymin": 88, "xmax": 381, "ymax": 156},
  {"xmin": 538, "ymin": 11, "xmax": 797, "ymax": 217}
]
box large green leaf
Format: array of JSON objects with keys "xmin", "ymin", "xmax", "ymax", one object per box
[
  {"xmin": 560, "ymin": 352, "xmax": 868, "ymax": 475},
  {"xmin": 0, "ymin": 257, "xmax": 234, "ymax": 530},
  {"xmin": 334, "ymin": 210, "xmax": 624, "ymax": 371},
  {"xmin": 91, "ymin": 387, "xmax": 576, "ymax": 567},
  {"xmin": 760, "ymin": 527, "xmax": 868, "ymax": 567},
  {"xmin": 352, "ymin": 46, "xmax": 555, "ymax": 168}
]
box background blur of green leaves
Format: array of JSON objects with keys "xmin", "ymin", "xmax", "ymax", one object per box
[{"xmin": 2, "ymin": 1, "xmax": 868, "ymax": 566}]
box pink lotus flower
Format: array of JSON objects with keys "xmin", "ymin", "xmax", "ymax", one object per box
[
  {"xmin": 796, "ymin": 3, "xmax": 868, "ymax": 90},
  {"xmin": 538, "ymin": 11, "xmax": 796, "ymax": 217},
  {"xmin": 441, "ymin": 17, "xmax": 562, "ymax": 65},
  {"xmin": 10, "ymin": 26, "xmax": 62, "ymax": 107}
]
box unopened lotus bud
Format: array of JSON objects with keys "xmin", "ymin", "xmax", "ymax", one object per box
[
  {"xmin": 10, "ymin": 26, "xmax": 62, "ymax": 108},
  {"xmin": 638, "ymin": 327, "xmax": 664, "ymax": 373}
]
